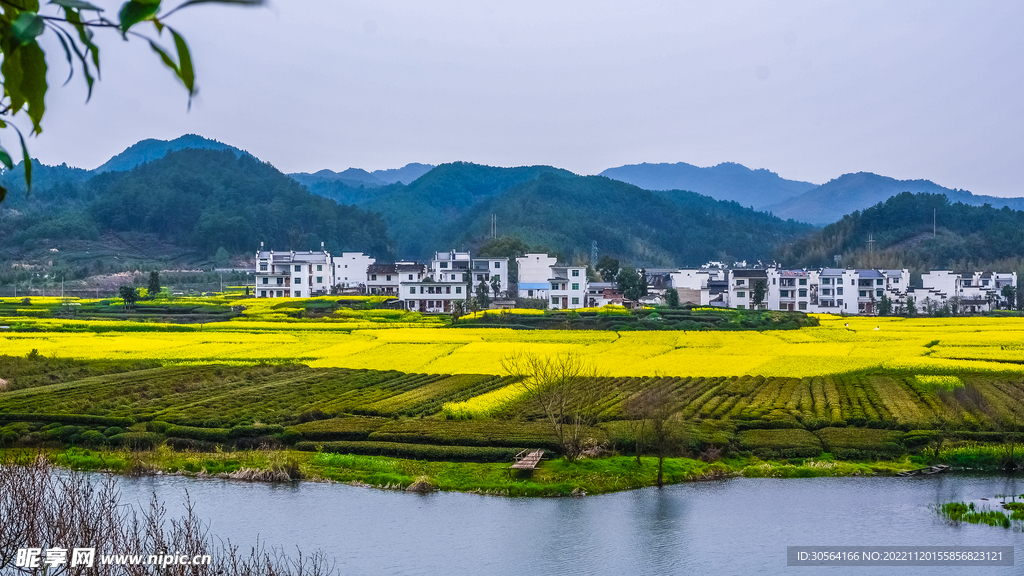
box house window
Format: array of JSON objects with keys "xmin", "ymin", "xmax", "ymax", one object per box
[
  {"xmin": 456, "ymin": 287, "xmax": 462, "ymax": 294},
  {"xmin": 551, "ymin": 283, "xmax": 559, "ymax": 291},
  {"xmin": 446, "ymin": 287, "xmax": 451, "ymax": 294},
  {"xmin": 859, "ymin": 290, "xmax": 867, "ymax": 297},
  {"xmin": 262, "ymin": 278, "xmax": 268, "ymax": 285},
  {"xmin": 837, "ymin": 287, "xmax": 843, "ymax": 295},
  {"xmin": 316, "ymin": 277, "xmax": 323, "ymax": 284},
  {"xmin": 409, "ymin": 274, "xmax": 414, "ymax": 281},
  {"xmin": 451, "ymin": 274, "xmax": 456, "ymax": 280},
  {"xmin": 838, "ymin": 298, "xmax": 843, "ymax": 306},
  {"xmin": 799, "ymin": 279, "xmax": 807, "ymax": 286},
  {"xmin": 572, "ymin": 297, "xmax": 579, "ymax": 305},
  {"xmin": 528, "ymin": 290, "xmax": 534, "ymax": 297},
  {"xmin": 260, "ymin": 263, "xmax": 267, "ymax": 271},
  {"xmin": 876, "ymin": 289, "xmax": 883, "ymax": 297},
  {"xmin": 737, "ymin": 291, "xmax": 746, "ymax": 298},
  {"xmin": 822, "ymin": 288, "xmax": 831, "ymax": 296},
  {"xmin": 277, "ymin": 278, "xmax": 283, "ymax": 285},
  {"xmin": 477, "ymin": 275, "xmax": 484, "ymax": 281},
  {"xmin": 295, "ymin": 277, "xmax": 302, "ymax": 284},
  {"xmin": 876, "ymin": 279, "xmax": 883, "ymax": 285},
  {"xmin": 294, "ymin": 291, "xmax": 301, "ymax": 297},
  {"xmin": 494, "ymin": 262, "xmax": 501, "ymax": 269},
  {"xmin": 552, "ymin": 297, "xmax": 559, "ymax": 305},
  {"xmin": 386, "ymin": 275, "xmax": 392, "ymax": 281},
  {"xmin": 798, "ymin": 302, "xmax": 808, "ymax": 310},
  {"xmin": 276, "ymin": 290, "xmax": 283, "ymax": 297},
  {"xmin": 294, "ymin": 265, "xmax": 301, "ymax": 272},
  {"xmin": 737, "ymin": 279, "xmax": 746, "ymax": 286},
  {"xmin": 260, "ymin": 290, "xmax": 266, "ymax": 297},
  {"xmin": 317, "ymin": 265, "xmax": 323, "ymax": 271},
  {"xmin": 441, "ymin": 262, "xmax": 448, "ymax": 268},
  {"xmin": 572, "ymin": 283, "xmax": 579, "ymax": 290},
  {"xmin": 410, "ymin": 287, "xmax": 415, "ymax": 294},
  {"xmin": 371, "ymin": 274, "xmax": 377, "ymax": 281},
  {"xmin": 893, "ymin": 278, "xmax": 900, "ymax": 284},
  {"xmin": 572, "ymin": 269, "xmax": 579, "ymax": 277},
  {"xmin": 799, "ymin": 289, "xmax": 807, "ymax": 297},
  {"xmin": 420, "ymin": 287, "xmax": 425, "ymax": 294}
]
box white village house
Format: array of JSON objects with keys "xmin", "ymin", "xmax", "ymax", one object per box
[{"xmin": 253, "ymin": 245, "xmax": 1017, "ymax": 316}]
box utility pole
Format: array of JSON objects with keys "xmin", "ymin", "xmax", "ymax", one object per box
[
  {"xmin": 490, "ymin": 214, "xmax": 497, "ymax": 239},
  {"xmin": 933, "ymin": 208, "xmax": 936, "ymax": 238},
  {"xmin": 867, "ymin": 234, "xmax": 875, "ymax": 268}
]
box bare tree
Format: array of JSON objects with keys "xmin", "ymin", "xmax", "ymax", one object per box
[
  {"xmin": 0, "ymin": 455, "xmax": 336, "ymax": 575},
  {"xmin": 502, "ymin": 352, "xmax": 605, "ymax": 462},
  {"xmin": 623, "ymin": 383, "xmax": 684, "ymax": 487}
]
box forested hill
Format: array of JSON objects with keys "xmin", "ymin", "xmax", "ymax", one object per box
[
  {"xmin": 0, "ymin": 149, "xmax": 392, "ymax": 264},
  {"xmin": 779, "ymin": 192, "xmax": 1024, "ymax": 270},
  {"xmin": 94, "ymin": 134, "xmax": 246, "ymax": 173},
  {"xmin": 764, "ymin": 172, "xmax": 1024, "ymax": 225},
  {"xmin": 599, "ymin": 161, "xmax": 816, "ymax": 210},
  {"xmin": 437, "ymin": 173, "xmax": 814, "ymax": 266},
  {"xmin": 359, "ymin": 162, "xmax": 577, "ymax": 257}
]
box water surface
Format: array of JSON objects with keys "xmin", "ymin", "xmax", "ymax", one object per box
[{"xmin": 115, "ymin": 474, "xmax": 1024, "ymax": 575}]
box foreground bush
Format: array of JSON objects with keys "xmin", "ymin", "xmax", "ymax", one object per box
[{"xmin": 0, "ymin": 455, "xmax": 336, "ymax": 575}]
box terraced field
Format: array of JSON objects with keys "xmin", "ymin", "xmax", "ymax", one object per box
[{"xmin": 2, "ymin": 360, "xmax": 1023, "ymax": 461}]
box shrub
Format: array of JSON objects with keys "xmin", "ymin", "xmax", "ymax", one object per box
[
  {"xmin": 0, "ymin": 413, "xmax": 134, "ymax": 427},
  {"xmin": 738, "ymin": 429, "xmax": 823, "ymax": 458},
  {"xmin": 294, "ymin": 440, "xmax": 525, "ymax": 462},
  {"xmin": 287, "ymin": 417, "xmax": 386, "ymax": 441},
  {"xmin": 165, "ymin": 425, "xmax": 230, "ymax": 443},
  {"xmin": 814, "ymin": 427, "xmax": 905, "ymax": 458}
]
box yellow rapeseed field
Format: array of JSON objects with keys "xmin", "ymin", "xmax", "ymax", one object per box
[{"xmin": 4, "ymin": 312, "xmax": 1024, "ymax": 377}]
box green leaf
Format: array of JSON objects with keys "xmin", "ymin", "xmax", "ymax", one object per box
[
  {"xmin": 118, "ymin": 0, "xmax": 161, "ymax": 34},
  {"xmin": 147, "ymin": 38, "xmax": 179, "ymax": 74},
  {"xmin": 51, "ymin": 23, "xmax": 76, "ymax": 85},
  {"xmin": 50, "ymin": 0, "xmax": 104, "ymax": 10},
  {"xmin": 55, "ymin": 25, "xmax": 95, "ymax": 99},
  {"xmin": 159, "ymin": 0, "xmax": 262, "ymax": 18},
  {"xmin": 169, "ymin": 27, "xmax": 193, "ymax": 95},
  {"xmin": 11, "ymin": 12, "xmax": 45, "ymax": 46},
  {"xmin": 0, "ymin": 145, "xmax": 12, "ymax": 170},
  {"xmin": 2, "ymin": 40, "xmax": 28, "ymax": 114},
  {"xmin": 19, "ymin": 41, "xmax": 48, "ymax": 134},
  {"xmin": 14, "ymin": 126, "xmax": 31, "ymax": 192}
]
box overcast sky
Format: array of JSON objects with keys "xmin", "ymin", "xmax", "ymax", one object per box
[{"xmin": 26, "ymin": 1, "xmax": 1024, "ymax": 195}]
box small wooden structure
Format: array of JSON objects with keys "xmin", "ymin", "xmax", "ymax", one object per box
[
  {"xmin": 510, "ymin": 449, "xmax": 545, "ymax": 470},
  {"xmin": 897, "ymin": 464, "xmax": 950, "ymax": 477}
]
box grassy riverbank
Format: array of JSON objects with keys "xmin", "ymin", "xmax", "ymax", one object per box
[{"xmin": 11, "ymin": 447, "xmax": 926, "ymax": 497}]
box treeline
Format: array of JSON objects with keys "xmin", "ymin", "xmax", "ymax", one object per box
[
  {"xmin": 0, "ymin": 149, "xmax": 394, "ymax": 260},
  {"xmin": 780, "ymin": 192, "xmax": 1024, "ymax": 271}
]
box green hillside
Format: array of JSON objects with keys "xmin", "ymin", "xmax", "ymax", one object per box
[
  {"xmin": 780, "ymin": 192, "xmax": 1024, "ymax": 270},
  {"xmin": 0, "ymin": 149, "xmax": 393, "ymax": 264},
  {"xmin": 445, "ymin": 173, "xmax": 813, "ymax": 266}
]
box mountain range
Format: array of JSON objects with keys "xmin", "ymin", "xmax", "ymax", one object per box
[
  {"xmin": 598, "ymin": 162, "xmax": 817, "ymax": 210},
  {"xmin": 4, "ymin": 134, "xmax": 1024, "ymax": 273}
]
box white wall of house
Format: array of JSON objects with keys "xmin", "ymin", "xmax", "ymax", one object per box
[
  {"xmin": 254, "ymin": 249, "xmax": 332, "ymax": 298},
  {"xmin": 333, "ymin": 252, "xmax": 375, "ymax": 288},
  {"xmin": 549, "ymin": 266, "xmax": 588, "ymax": 309},
  {"xmin": 517, "ymin": 253, "xmax": 558, "ymax": 300}
]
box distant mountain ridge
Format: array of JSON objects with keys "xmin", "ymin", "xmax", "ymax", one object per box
[
  {"xmin": 94, "ymin": 134, "xmax": 247, "ymax": 173},
  {"xmin": 599, "ymin": 161, "xmax": 817, "ymax": 210},
  {"xmin": 765, "ymin": 172, "xmax": 1024, "ymax": 225},
  {"xmin": 289, "ymin": 163, "xmax": 435, "ymax": 189}
]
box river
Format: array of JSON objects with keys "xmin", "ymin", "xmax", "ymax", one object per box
[{"xmin": 113, "ymin": 473, "xmax": 1024, "ymax": 575}]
